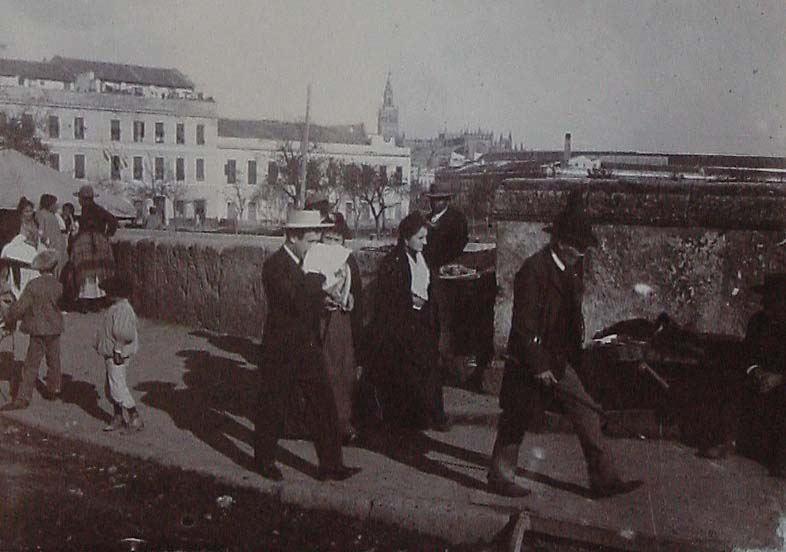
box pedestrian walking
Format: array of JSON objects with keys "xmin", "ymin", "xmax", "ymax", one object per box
[
  {"xmin": 94, "ymin": 275, "xmax": 142, "ymax": 432},
  {"xmin": 253, "ymin": 210, "xmax": 360, "ymax": 482},
  {"xmin": 0, "ymin": 249, "xmax": 63, "ymax": 411},
  {"xmin": 363, "ymin": 211, "xmax": 450, "ymax": 431},
  {"xmin": 488, "ymin": 194, "xmax": 643, "ymax": 498}
]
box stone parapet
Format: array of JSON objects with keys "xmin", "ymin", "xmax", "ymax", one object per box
[{"xmin": 494, "ymin": 179, "xmax": 786, "ymax": 348}]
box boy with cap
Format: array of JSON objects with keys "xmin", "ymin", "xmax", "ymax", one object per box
[
  {"xmin": 1, "ymin": 249, "xmax": 63, "ymax": 411},
  {"xmin": 488, "ymin": 192, "xmax": 643, "ymax": 498},
  {"xmin": 94, "ymin": 275, "xmax": 142, "ymax": 432}
]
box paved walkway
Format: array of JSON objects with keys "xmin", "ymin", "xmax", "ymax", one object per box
[{"xmin": 0, "ymin": 312, "xmax": 784, "ymax": 551}]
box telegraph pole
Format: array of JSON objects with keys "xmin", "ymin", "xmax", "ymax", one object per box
[{"xmin": 298, "ymin": 84, "xmax": 311, "ymax": 208}]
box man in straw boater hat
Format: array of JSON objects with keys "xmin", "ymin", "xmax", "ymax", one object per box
[
  {"xmin": 253, "ymin": 210, "xmax": 361, "ymax": 482},
  {"xmin": 487, "ymin": 192, "xmax": 643, "ymax": 498},
  {"xmin": 1, "ymin": 249, "xmax": 63, "ymax": 411},
  {"xmin": 697, "ymin": 273, "xmax": 786, "ymax": 477}
]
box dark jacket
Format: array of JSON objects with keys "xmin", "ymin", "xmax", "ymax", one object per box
[
  {"xmin": 5, "ymin": 274, "xmax": 63, "ymax": 336},
  {"xmin": 78, "ymin": 202, "xmax": 118, "ymax": 236},
  {"xmin": 364, "ymin": 244, "xmax": 440, "ymax": 380},
  {"xmin": 260, "ymin": 246, "xmax": 326, "ymax": 379},
  {"xmin": 347, "ymin": 253, "xmax": 364, "ymax": 354},
  {"xmin": 500, "ymin": 246, "xmax": 584, "ymax": 411},
  {"xmin": 744, "ymin": 311, "xmax": 786, "ymax": 376},
  {"xmin": 423, "ymin": 206, "xmax": 468, "ymax": 269}
]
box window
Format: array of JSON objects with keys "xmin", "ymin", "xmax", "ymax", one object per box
[
  {"xmin": 155, "ymin": 157, "xmax": 164, "ymax": 180},
  {"xmin": 176, "ymin": 157, "xmax": 185, "ymax": 181},
  {"xmin": 174, "ymin": 200, "xmax": 186, "ymax": 218},
  {"xmin": 267, "ymin": 161, "xmax": 278, "ymax": 185},
  {"xmin": 74, "ymin": 154, "xmax": 85, "ymax": 179},
  {"xmin": 0, "ymin": 112, "xmax": 6, "ymax": 128},
  {"xmin": 196, "ymin": 158, "xmax": 205, "ymax": 182},
  {"xmin": 74, "ymin": 117, "xmax": 85, "ymax": 140},
  {"xmin": 133, "ymin": 156, "xmax": 143, "ymax": 180},
  {"xmin": 196, "ymin": 124, "xmax": 205, "ymax": 145},
  {"xmin": 225, "ymin": 159, "xmax": 236, "ymax": 184},
  {"xmin": 396, "ymin": 165, "xmax": 403, "ymax": 182},
  {"xmin": 111, "ymin": 155, "xmax": 121, "ymax": 180},
  {"xmin": 48, "ymin": 116, "xmax": 59, "ymax": 139},
  {"xmin": 110, "ymin": 119, "xmax": 120, "ymax": 141},
  {"xmin": 133, "ymin": 121, "xmax": 145, "ymax": 143},
  {"xmin": 247, "ymin": 160, "xmax": 257, "ymax": 185},
  {"xmin": 176, "ymin": 123, "xmax": 185, "ymax": 145},
  {"xmin": 155, "ymin": 122, "xmax": 164, "ymax": 143},
  {"xmin": 48, "ymin": 153, "xmax": 59, "ymax": 171}
]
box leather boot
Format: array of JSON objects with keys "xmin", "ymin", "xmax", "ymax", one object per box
[{"xmin": 487, "ymin": 441, "xmax": 530, "ymax": 497}]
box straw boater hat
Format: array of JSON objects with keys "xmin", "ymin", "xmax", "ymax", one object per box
[
  {"xmin": 74, "ymin": 184, "xmax": 98, "ymax": 199},
  {"xmin": 30, "ymin": 249, "xmax": 59, "ymax": 272},
  {"xmin": 284, "ymin": 210, "xmax": 333, "ymax": 229}
]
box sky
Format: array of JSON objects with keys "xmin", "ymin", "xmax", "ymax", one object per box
[{"xmin": 1, "ymin": 0, "xmax": 785, "ymax": 155}]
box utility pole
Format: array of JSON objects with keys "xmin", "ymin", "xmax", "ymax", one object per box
[{"xmin": 298, "ymin": 83, "xmax": 311, "ymax": 208}]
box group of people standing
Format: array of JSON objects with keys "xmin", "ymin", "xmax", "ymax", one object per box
[{"xmin": 0, "ymin": 185, "xmax": 143, "ymax": 434}]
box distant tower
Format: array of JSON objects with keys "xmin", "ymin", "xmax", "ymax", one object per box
[{"xmin": 377, "ymin": 73, "xmax": 399, "ymax": 142}]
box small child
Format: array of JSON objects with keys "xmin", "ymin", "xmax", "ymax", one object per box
[
  {"xmin": 94, "ymin": 275, "xmax": 142, "ymax": 432},
  {"xmin": 0, "ymin": 249, "xmax": 63, "ymax": 411}
]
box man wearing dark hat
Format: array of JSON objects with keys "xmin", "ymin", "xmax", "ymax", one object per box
[
  {"xmin": 253, "ymin": 210, "xmax": 360, "ymax": 482},
  {"xmin": 487, "ymin": 196, "xmax": 643, "ymax": 498},
  {"xmin": 698, "ymin": 274, "xmax": 786, "ymax": 477},
  {"xmin": 423, "ymin": 190, "xmax": 468, "ymax": 270}
]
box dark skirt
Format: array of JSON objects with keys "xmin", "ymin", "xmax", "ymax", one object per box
[{"xmin": 70, "ymin": 231, "xmax": 115, "ymax": 286}]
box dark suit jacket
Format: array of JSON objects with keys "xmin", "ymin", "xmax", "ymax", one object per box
[
  {"xmin": 500, "ymin": 246, "xmax": 584, "ymax": 412},
  {"xmin": 260, "ymin": 246, "xmax": 326, "ymax": 379},
  {"xmin": 744, "ymin": 311, "xmax": 786, "ymax": 376},
  {"xmin": 5, "ymin": 274, "xmax": 63, "ymax": 336},
  {"xmin": 423, "ymin": 206, "xmax": 468, "ymax": 269}
]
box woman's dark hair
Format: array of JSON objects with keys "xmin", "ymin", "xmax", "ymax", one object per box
[
  {"xmin": 397, "ymin": 211, "xmax": 428, "ymax": 245},
  {"xmin": 62, "ymin": 202, "xmax": 75, "ymax": 215},
  {"xmin": 39, "ymin": 193, "xmax": 57, "ymax": 211},
  {"xmin": 16, "ymin": 196, "xmax": 34, "ymax": 214},
  {"xmin": 324, "ymin": 212, "xmax": 352, "ymax": 240}
]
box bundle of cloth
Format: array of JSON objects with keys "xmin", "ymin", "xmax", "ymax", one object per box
[{"xmin": 302, "ymin": 242, "xmax": 353, "ymax": 309}]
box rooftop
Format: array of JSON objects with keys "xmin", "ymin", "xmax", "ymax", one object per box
[{"xmin": 218, "ymin": 118, "xmax": 369, "ymax": 145}]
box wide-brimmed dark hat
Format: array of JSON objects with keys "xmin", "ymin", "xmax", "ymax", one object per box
[
  {"xmin": 751, "ymin": 273, "xmax": 786, "ymax": 295},
  {"xmin": 544, "ymin": 196, "xmax": 598, "ymax": 251}
]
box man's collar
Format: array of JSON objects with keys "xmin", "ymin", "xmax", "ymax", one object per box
[
  {"xmin": 431, "ymin": 205, "xmax": 449, "ymax": 223},
  {"xmin": 550, "ymin": 248, "xmax": 566, "ymax": 272},
  {"xmin": 282, "ymin": 243, "xmax": 300, "ymax": 265}
]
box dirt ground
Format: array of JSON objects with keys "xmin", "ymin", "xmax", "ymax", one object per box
[{"xmin": 0, "ymin": 416, "xmax": 611, "ymax": 552}]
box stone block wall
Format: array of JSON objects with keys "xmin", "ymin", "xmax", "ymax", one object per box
[{"xmin": 494, "ymin": 179, "xmax": 786, "ymax": 349}]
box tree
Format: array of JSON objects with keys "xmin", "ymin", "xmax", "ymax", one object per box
[
  {"xmin": 0, "ymin": 114, "xmax": 50, "ymax": 164},
  {"xmin": 341, "ymin": 163, "xmax": 407, "ymax": 235},
  {"xmin": 224, "ymin": 175, "xmax": 262, "ymax": 233},
  {"xmin": 268, "ymin": 142, "xmax": 344, "ymax": 211}
]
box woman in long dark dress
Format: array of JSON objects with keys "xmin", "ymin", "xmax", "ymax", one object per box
[
  {"xmin": 70, "ymin": 185, "xmax": 117, "ymax": 311},
  {"xmin": 364, "ymin": 212, "xmax": 449, "ymax": 431}
]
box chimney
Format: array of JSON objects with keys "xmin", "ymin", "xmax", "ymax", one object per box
[{"xmin": 563, "ymin": 133, "xmax": 572, "ymax": 166}]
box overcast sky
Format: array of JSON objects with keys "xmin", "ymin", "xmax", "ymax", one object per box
[{"xmin": 1, "ymin": 0, "xmax": 784, "ymax": 155}]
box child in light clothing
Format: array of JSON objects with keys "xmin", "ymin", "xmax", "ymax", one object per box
[{"xmin": 94, "ymin": 276, "xmax": 142, "ymax": 432}]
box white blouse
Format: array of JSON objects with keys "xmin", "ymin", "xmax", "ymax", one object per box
[{"xmin": 407, "ymin": 250, "xmax": 430, "ymax": 309}]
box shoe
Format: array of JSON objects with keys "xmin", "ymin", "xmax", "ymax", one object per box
[
  {"xmin": 487, "ymin": 473, "xmax": 531, "ymax": 497},
  {"xmin": 0, "ymin": 398, "xmax": 30, "ymax": 412},
  {"xmin": 123, "ymin": 412, "xmax": 144, "ymax": 433},
  {"xmin": 256, "ymin": 462, "xmax": 284, "ymax": 481},
  {"xmin": 317, "ymin": 465, "xmax": 361, "ymax": 482},
  {"xmin": 590, "ymin": 479, "xmax": 643, "ymax": 499},
  {"xmin": 103, "ymin": 414, "xmax": 125, "ymax": 432},
  {"xmin": 41, "ymin": 387, "xmax": 62, "ymax": 401},
  {"xmin": 697, "ymin": 441, "xmax": 735, "ymax": 460}
]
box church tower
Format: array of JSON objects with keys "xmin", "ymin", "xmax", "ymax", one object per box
[{"xmin": 377, "ymin": 73, "xmax": 399, "ymax": 143}]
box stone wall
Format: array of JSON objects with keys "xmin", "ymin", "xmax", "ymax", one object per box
[
  {"xmin": 112, "ymin": 230, "xmax": 388, "ymax": 339},
  {"xmin": 494, "ymin": 179, "xmax": 786, "ymax": 349}
]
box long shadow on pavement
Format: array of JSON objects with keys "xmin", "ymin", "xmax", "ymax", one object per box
[
  {"xmin": 136, "ymin": 349, "xmax": 320, "ymax": 478},
  {"xmin": 356, "ymin": 422, "xmax": 594, "ymax": 498}
]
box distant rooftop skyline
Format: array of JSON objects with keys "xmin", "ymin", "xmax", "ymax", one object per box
[{"xmin": 1, "ymin": 0, "xmax": 784, "ymax": 155}]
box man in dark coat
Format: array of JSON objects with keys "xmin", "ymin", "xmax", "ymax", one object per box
[
  {"xmin": 488, "ymin": 198, "xmax": 643, "ymax": 498},
  {"xmin": 253, "ymin": 210, "xmax": 360, "ymax": 482},
  {"xmin": 422, "ymin": 190, "xmax": 468, "ymax": 270},
  {"xmin": 699, "ymin": 274, "xmax": 786, "ymax": 477}
]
